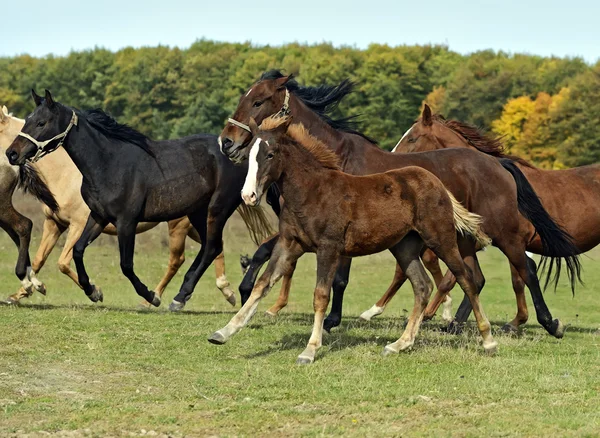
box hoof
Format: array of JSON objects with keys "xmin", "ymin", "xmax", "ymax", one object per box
[
  {"xmin": 422, "ymin": 313, "xmax": 434, "ymax": 322},
  {"xmin": 138, "ymin": 300, "xmax": 152, "ymax": 309},
  {"xmin": 323, "ymin": 316, "xmax": 340, "ymax": 333},
  {"xmin": 169, "ymin": 300, "xmax": 185, "ymax": 312},
  {"xmin": 3, "ymin": 296, "xmax": 20, "ymax": 305},
  {"xmin": 359, "ymin": 305, "xmax": 384, "ymax": 322},
  {"xmin": 225, "ymin": 292, "xmax": 236, "ymax": 307},
  {"xmin": 208, "ymin": 331, "xmax": 228, "ymax": 345},
  {"xmin": 381, "ymin": 345, "xmax": 399, "ymax": 357},
  {"xmin": 445, "ymin": 320, "xmax": 463, "ymax": 335},
  {"xmin": 150, "ymin": 293, "xmax": 161, "ymax": 308},
  {"xmin": 36, "ymin": 283, "xmax": 47, "ymax": 296},
  {"xmin": 265, "ymin": 310, "xmax": 278, "ymax": 318},
  {"xmin": 88, "ymin": 286, "xmax": 103, "ymax": 303},
  {"xmin": 501, "ymin": 323, "xmax": 518, "ymax": 334},
  {"xmin": 296, "ymin": 356, "xmax": 314, "ymax": 365},
  {"xmin": 483, "ymin": 341, "xmax": 498, "ymax": 356},
  {"xmin": 552, "ymin": 319, "xmax": 566, "ymax": 339}
]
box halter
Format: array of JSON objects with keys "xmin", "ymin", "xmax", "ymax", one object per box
[
  {"xmin": 17, "ymin": 111, "xmax": 78, "ymax": 163},
  {"xmin": 227, "ymin": 88, "xmax": 291, "ymax": 133}
]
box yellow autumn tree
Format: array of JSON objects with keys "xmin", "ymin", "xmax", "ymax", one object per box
[{"xmin": 421, "ymin": 86, "xmax": 446, "ymax": 115}]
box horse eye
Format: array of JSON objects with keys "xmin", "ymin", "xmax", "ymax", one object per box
[
  {"xmin": 37, "ymin": 121, "xmax": 46, "ymax": 127},
  {"xmin": 266, "ymin": 152, "xmax": 275, "ymax": 159},
  {"xmin": 253, "ymin": 101, "xmax": 264, "ymax": 108},
  {"xmin": 408, "ymin": 137, "xmax": 417, "ymax": 143}
]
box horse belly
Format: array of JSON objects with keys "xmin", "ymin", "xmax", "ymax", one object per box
[{"xmin": 143, "ymin": 175, "xmax": 213, "ymax": 221}]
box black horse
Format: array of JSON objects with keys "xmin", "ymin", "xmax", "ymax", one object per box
[{"xmin": 7, "ymin": 90, "xmax": 271, "ymax": 309}]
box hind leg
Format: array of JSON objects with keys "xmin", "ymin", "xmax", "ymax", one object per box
[
  {"xmin": 265, "ymin": 270, "xmax": 295, "ymax": 316},
  {"xmin": 323, "ymin": 257, "xmax": 352, "ymax": 332},
  {"xmin": 359, "ymin": 262, "xmax": 407, "ymax": 321},
  {"xmin": 239, "ymin": 233, "xmax": 279, "ymax": 305},
  {"xmin": 504, "ymin": 262, "xmax": 529, "ymax": 332},
  {"xmin": 383, "ymin": 235, "xmax": 433, "ymax": 354},
  {"xmin": 423, "ymin": 270, "xmax": 457, "ymax": 322}
]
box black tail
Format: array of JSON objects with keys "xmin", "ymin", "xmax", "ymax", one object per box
[
  {"xmin": 17, "ymin": 164, "xmax": 59, "ymax": 213},
  {"xmin": 499, "ymin": 158, "xmax": 582, "ymax": 293}
]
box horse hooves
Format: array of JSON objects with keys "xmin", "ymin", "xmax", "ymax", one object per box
[
  {"xmin": 208, "ymin": 331, "xmax": 227, "ymax": 345},
  {"xmin": 169, "ymin": 300, "xmax": 185, "ymax": 312},
  {"xmin": 323, "ymin": 317, "xmax": 340, "ymax": 333},
  {"xmin": 88, "ymin": 286, "xmax": 103, "ymax": 303},
  {"xmin": 501, "ymin": 323, "xmax": 518, "ymax": 334},
  {"xmin": 225, "ymin": 293, "xmax": 236, "ymax": 307},
  {"xmin": 150, "ymin": 293, "xmax": 161, "ymax": 308},
  {"xmin": 36, "ymin": 283, "xmax": 47, "ymax": 296},
  {"xmin": 444, "ymin": 320, "xmax": 463, "ymax": 335},
  {"xmin": 296, "ymin": 356, "xmax": 314, "ymax": 365},
  {"xmin": 483, "ymin": 341, "xmax": 498, "ymax": 356},
  {"xmin": 2, "ymin": 296, "xmax": 19, "ymax": 305},
  {"xmin": 552, "ymin": 319, "xmax": 566, "ymax": 339},
  {"xmin": 264, "ymin": 310, "xmax": 278, "ymax": 318},
  {"xmin": 422, "ymin": 314, "xmax": 434, "ymax": 322},
  {"xmin": 381, "ymin": 346, "xmax": 399, "ymax": 357}
]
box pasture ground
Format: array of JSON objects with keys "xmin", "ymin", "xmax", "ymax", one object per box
[{"xmin": 0, "ymin": 197, "xmax": 599, "ymax": 437}]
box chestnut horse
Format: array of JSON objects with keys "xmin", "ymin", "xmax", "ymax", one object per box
[
  {"xmin": 219, "ymin": 71, "xmax": 580, "ymax": 338},
  {"xmin": 209, "ymin": 116, "xmax": 496, "ymax": 364},
  {"xmin": 378, "ymin": 104, "xmax": 590, "ymax": 328}
]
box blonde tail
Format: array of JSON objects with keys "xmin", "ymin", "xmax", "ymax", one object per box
[
  {"xmin": 447, "ymin": 191, "xmax": 492, "ymax": 249},
  {"xmin": 236, "ymin": 203, "xmax": 275, "ymax": 246}
]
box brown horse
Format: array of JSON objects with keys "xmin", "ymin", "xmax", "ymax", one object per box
[
  {"xmin": 219, "ymin": 71, "xmax": 579, "ymax": 338},
  {"xmin": 209, "ymin": 116, "xmax": 496, "ymax": 364},
  {"xmin": 379, "ymin": 104, "xmax": 590, "ymax": 328}
]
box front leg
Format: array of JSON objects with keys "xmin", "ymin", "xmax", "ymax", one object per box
[
  {"xmin": 297, "ymin": 247, "xmax": 342, "ymax": 364},
  {"xmin": 323, "ymin": 257, "xmax": 352, "ymax": 332},
  {"xmin": 117, "ymin": 220, "xmax": 160, "ymax": 307},
  {"xmin": 73, "ymin": 213, "xmax": 108, "ymax": 302},
  {"xmin": 209, "ymin": 237, "xmax": 303, "ymax": 344}
]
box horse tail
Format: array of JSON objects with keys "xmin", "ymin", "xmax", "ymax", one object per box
[
  {"xmin": 446, "ymin": 190, "xmax": 492, "ymax": 249},
  {"xmin": 498, "ymin": 158, "xmax": 582, "ymax": 294},
  {"xmin": 236, "ymin": 203, "xmax": 274, "ymax": 246},
  {"xmin": 17, "ymin": 164, "xmax": 59, "ymax": 213}
]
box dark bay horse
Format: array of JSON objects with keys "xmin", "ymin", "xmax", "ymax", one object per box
[
  {"xmin": 219, "ymin": 71, "xmax": 580, "ymax": 337},
  {"xmin": 209, "ymin": 116, "xmax": 497, "ymax": 364},
  {"xmin": 6, "ymin": 90, "xmax": 271, "ymax": 308},
  {"xmin": 386, "ymin": 104, "xmax": 588, "ymax": 328}
]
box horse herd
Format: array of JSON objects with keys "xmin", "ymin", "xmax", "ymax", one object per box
[{"xmin": 2, "ymin": 70, "xmax": 598, "ymax": 364}]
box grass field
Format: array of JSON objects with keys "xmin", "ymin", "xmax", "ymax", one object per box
[{"xmin": 1, "ymin": 199, "xmax": 599, "ymax": 437}]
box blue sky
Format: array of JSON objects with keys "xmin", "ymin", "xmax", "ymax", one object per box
[{"xmin": 3, "ymin": 0, "xmax": 597, "ymax": 62}]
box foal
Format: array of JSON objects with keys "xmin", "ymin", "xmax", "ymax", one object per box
[{"xmin": 209, "ymin": 117, "xmax": 495, "ymax": 364}]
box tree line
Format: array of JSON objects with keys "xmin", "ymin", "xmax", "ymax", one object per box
[{"xmin": 1, "ymin": 40, "xmax": 598, "ymax": 168}]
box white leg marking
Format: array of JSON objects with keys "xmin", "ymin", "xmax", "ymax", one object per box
[
  {"xmin": 241, "ymin": 137, "xmax": 262, "ymax": 204},
  {"xmin": 359, "ymin": 304, "xmax": 385, "ymax": 321},
  {"xmin": 441, "ymin": 295, "xmax": 453, "ymax": 323}
]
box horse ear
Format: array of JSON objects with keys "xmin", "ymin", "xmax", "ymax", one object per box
[
  {"xmin": 0, "ymin": 107, "xmax": 5, "ymax": 122},
  {"xmin": 248, "ymin": 117, "xmax": 259, "ymax": 136},
  {"xmin": 32, "ymin": 89, "xmax": 43, "ymax": 106},
  {"xmin": 44, "ymin": 89, "xmax": 55, "ymax": 109},
  {"xmin": 422, "ymin": 104, "xmax": 433, "ymax": 126},
  {"xmin": 274, "ymin": 74, "xmax": 293, "ymax": 90}
]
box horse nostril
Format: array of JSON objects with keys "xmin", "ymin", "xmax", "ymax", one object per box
[
  {"xmin": 6, "ymin": 150, "xmax": 18, "ymax": 164},
  {"xmin": 222, "ymin": 138, "xmax": 234, "ymax": 151}
]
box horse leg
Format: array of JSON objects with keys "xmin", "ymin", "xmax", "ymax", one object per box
[
  {"xmin": 0, "ymin": 206, "xmax": 33, "ymax": 297},
  {"xmin": 265, "ymin": 269, "xmax": 295, "ymax": 316},
  {"xmin": 239, "ymin": 233, "xmax": 279, "ymax": 305},
  {"xmin": 25, "ymin": 217, "xmax": 66, "ymax": 296},
  {"xmin": 359, "ymin": 262, "xmax": 407, "ymax": 321},
  {"xmin": 422, "ymin": 270, "xmax": 456, "ymax": 322},
  {"xmin": 214, "ymin": 249, "xmax": 236, "ymax": 306},
  {"xmin": 323, "ymin": 257, "xmax": 352, "ymax": 332},
  {"xmin": 116, "ymin": 220, "xmax": 160, "ymax": 306},
  {"xmin": 421, "ymin": 248, "xmax": 453, "ymax": 321},
  {"xmin": 383, "ymin": 236, "xmax": 433, "ymax": 354},
  {"xmin": 297, "ymin": 248, "xmax": 341, "ymax": 365},
  {"xmin": 504, "ymin": 262, "xmax": 529, "ymax": 332},
  {"xmin": 209, "ymin": 237, "xmax": 303, "ymax": 344},
  {"xmin": 73, "ymin": 213, "xmax": 108, "ymax": 302}
]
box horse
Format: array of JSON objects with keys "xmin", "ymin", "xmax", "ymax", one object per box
[
  {"xmin": 209, "ymin": 116, "xmax": 496, "ymax": 364},
  {"xmin": 218, "ymin": 71, "xmax": 580, "ymax": 338},
  {"xmin": 0, "ymin": 106, "xmax": 247, "ymax": 307},
  {"xmin": 6, "ymin": 90, "xmax": 272, "ymax": 309},
  {"xmin": 378, "ymin": 104, "xmax": 591, "ymax": 329},
  {"xmin": 0, "ymin": 105, "xmax": 58, "ymax": 297}
]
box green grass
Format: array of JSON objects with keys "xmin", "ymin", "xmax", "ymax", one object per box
[{"xmin": 0, "ymin": 211, "xmax": 599, "ymax": 437}]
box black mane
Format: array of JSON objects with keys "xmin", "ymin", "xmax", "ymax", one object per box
[
  {"xmin": 83, "ymin": 109, "xmax": 155, "ymax": 157},
  {"xmin": 259, "ymin": 70, "xmax": 377, "ymax": 144}
]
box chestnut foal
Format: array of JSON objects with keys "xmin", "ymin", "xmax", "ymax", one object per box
[{"xmin": 209, "ymin": 117, "xmax": 494, "ymax": 364}]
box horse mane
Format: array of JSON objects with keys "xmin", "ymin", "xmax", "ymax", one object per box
[
  {"xmin": 82, "ymin": 109, "xmax": 155, "ymax": 157},
  {"xmin": 261, "ymin": 116, "xmax": 340, "ymax": 170},
  {"xmin": 259, "ymin": 70, "xmax": 378, "ymax": 145},
  {"xmin": 432, "ymin": 114, "xmax": 535, "ymax": 168}
]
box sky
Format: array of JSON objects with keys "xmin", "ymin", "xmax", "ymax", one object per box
[{"xmin": 2, "ymin": 0, "xmax": 598, "ymax": 63}]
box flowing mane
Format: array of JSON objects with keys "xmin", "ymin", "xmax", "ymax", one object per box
[
  {"xmin": 82, "ymin": 108, "xmax": 155, "ymax": 157},
  {"xmin": 260, "ymin": 70, "xmax": 377, "ymax": 145},
  {"xmin": 261, "ymin": 116, "xmax": 340, "ymax": 170},
  {"xmin": 431, "ymin": 114, "xmax": 535, "ymax": 168}
]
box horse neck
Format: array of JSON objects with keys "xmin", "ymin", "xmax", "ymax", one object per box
[
  {"xmin": 34, "ymin": 147, "xmax": 83, "ymax": 201},
  {"xmin": 277, "ymin": 142, "xmax": 333, "ymax": 208},
  {"xmin": 289, "ymin": 96, "xmax": 344, "ymax": 152}
]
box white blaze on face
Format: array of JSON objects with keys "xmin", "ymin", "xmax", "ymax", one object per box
[
  {"xmin": 245, "ymin": 87, "xmax": 254, "ymax": 97},
  {"xmin": 241, "ymin": 137, "xmax": 262, "ymax": 205},
  {"xmin": 392, "ymin": 125, "xmax": 414, "ymax": 152}
]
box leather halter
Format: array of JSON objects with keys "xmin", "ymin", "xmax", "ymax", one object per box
[
  {"xmin": 227, "ymin": 88, "xmax": 291, "ymax": 132},
  {"xmin": 17, "ymin": 111, "xmax": 78, "ymax": 163}
]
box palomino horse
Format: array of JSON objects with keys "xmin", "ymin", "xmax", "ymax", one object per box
[
  {"xmin": 1, "ymin": 107, "xmax": 241, "ymax": 307},
  {"xmin": 7, "ymin": 90, "xmax": 272, "ymax": 309},
  {"xmin": 209, "ymin": 116, "xmax": 496, "ymax": 364},
  {"xmin": 0, "ymin": 105, "xmax": 58, "ymax": 296},
  {"xmin": 219, "ymin": 71, "xmax": 580, "ymax": 337},
  {"xmin": 375, "ymin": 104, "xmax": 591, "ymax": 329}
]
